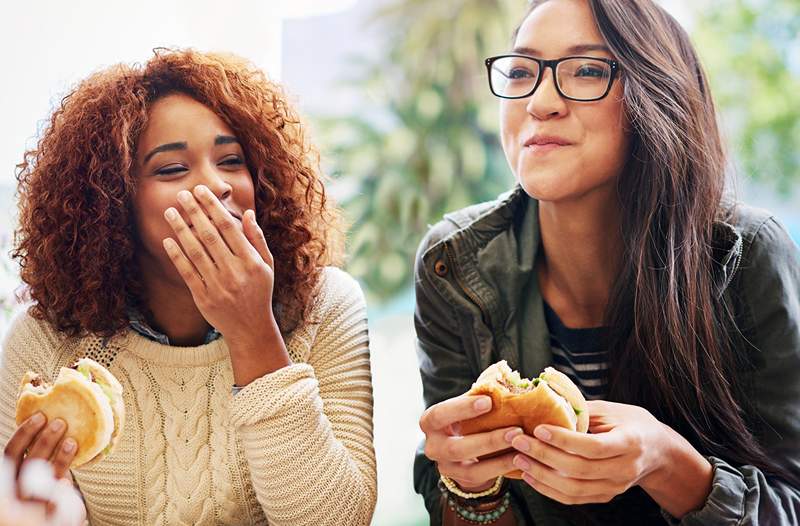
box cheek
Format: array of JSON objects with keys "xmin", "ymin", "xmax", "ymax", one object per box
[
  {"xmin": 236, "ymin": 175, "xmax": 257, "ymax": 209},
  {"xmin": 579, "ymin": 104, "xmax": 629, "ymax": 176},
  {"xmin": 500, "ymin": 101, "xmax": 524, "ymax": 165},
  {"xmin": 133, "ymin": 187, "xmax": 174, "ymax": 246}
]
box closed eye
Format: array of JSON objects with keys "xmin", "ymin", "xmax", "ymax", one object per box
[
  {"xmin": 156, "ymin": 164, "xmax": 187, "ymax": 176},
  {"xmin": 219, "ymin": 155, "xmax": 244, "ymax": 166}
]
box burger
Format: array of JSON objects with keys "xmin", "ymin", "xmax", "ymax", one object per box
[
  {"xmin": 16, "ymin": 358, "xmax": 125, "ymax": 469},
  {"xmin": 460, "ymin": 360, "xmax": 588, "ymax": 478}
]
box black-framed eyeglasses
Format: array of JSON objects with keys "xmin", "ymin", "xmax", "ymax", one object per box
[{"xmin": 485, "ymin": 54, "xmax": 620, "ymax": 102}]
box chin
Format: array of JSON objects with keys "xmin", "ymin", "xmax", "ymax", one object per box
[{"xmin": 516, "ymin": 167, "xmax": 577, "ymax": 202}]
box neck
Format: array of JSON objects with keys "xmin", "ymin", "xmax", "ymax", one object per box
[
  {"xmin": 138, "ymin": 267, "xmax": 212, "ymax": 347},
  {"xmin": 537, "ymin": 186, "xmax": 623, "ymax": 328}
]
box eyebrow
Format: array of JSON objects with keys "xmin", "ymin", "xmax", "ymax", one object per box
[
  {"xmin": 215, "ymin": 135, "xmax": 239, "ymax": 145},
  {"xmin": 143, "ymin": 135, "xmax": 240, "ymax": 164},
  {"xmin": 512, "ymin": 44, "xmax": 612, "ymax": 56}
]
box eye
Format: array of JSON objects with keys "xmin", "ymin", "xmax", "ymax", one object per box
[
  {"xmin": 219, "ymin": 155, "xmax": 244, "ymax": 166},
  {"xmin": 575, "ymin": 65, "xmax": 607, "ymax": 78},
  {"xmin": 155, "ymin": 164, "xmax": 187, "ymax": 176},
  {"xmin": 508, "ymin": 67, "xmax": 535, "ymax": 80}
]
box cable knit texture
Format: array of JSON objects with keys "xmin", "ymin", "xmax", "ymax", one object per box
[{"xmin": 0, "ymin": 267, "xmax": 377, "ymax": 526}]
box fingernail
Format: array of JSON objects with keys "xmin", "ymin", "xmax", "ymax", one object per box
[
  {"xmin": 63, "ymin": 439, "xmax": 76, "ymax": 453},
  {"xmin": 534, "ymin": 426, "xmax": 552, "ymax": 442},
  {"xmin": 165, "ymin": 208, "xmax": 178, "ymax": 220},
  {"xmin": 50, "ymin": 419, "xmax": 64, "ymax": 432},
  {"xmin": 194, "ymin": 185, "xmax": 209, "ymax": 196},
  {"xmin": 474, "ymin": 397, "xmax": 491, "ymax": 412},
  {"xmin": 505, "ymin": 428, "xmax": 523, "ymax": 443},
  {"xmin": 513, "ymin": 455, "xmax": 531, "ymax": 472},
  {"xmin": 30, "ymin": 413, "xmax": 45, "ymax": 425},
  {"xmin": 512, "ymin": 436, "xmax": 530, "ymax": 452},
  {"xmin": 177, "ymin": 191, "xmax": 192, "ymax": 203}
]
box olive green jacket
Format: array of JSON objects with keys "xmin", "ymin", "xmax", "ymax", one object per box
[{"xmin": 413, "ymin": 186, "xmax": 800, "ymax": 525}]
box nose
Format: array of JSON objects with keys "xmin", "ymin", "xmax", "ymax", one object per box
[
  {"xmin": 525, "ymin": 67, "xmax": 568, "ymax": 120},
  {"xmin": 196, "ymin": 163, "xmax": 233, "ymax": 202}
]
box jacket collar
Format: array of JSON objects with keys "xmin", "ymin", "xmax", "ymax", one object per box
[{"xmin": 440, "ymin": 185, "xmax": 744, "ymax": 301}]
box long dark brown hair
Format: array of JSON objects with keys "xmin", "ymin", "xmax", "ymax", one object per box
[{"xmin": 518, "ymin": 0, "xmax": 798, "ymax": 486}]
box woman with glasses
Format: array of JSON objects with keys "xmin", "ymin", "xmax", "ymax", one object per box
[
  {"xmin": 0, "ymin": 49, "xmax": 377, "ymax": 525},
  {"xmin": 414, "ymin": 0, "xmax": 800, "ymax": 524}
]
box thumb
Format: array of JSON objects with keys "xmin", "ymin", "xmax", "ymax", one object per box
[{"xmin": 243, "ymin": 210, "xmax": 274, "ymax": 268}]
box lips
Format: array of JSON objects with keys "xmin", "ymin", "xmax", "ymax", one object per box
[{"xmin": 524, "ymin": 134, "xmax": 573, "ymax": 147}]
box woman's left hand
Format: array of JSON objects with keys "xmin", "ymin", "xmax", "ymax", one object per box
[
  {"xmin": 510, "ymin": 400, "xmax": 673, "ymax": 505},
  {"xmin": 163, "ymin": 185, "xmax": 282, "ymax": 352}
]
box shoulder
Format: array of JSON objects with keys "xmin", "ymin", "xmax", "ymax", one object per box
[
  {"xmin": 730, "ymin": 204, "xmax": 799, "ymax": 270},
  {"xmin": 1, "ymin": 305, "xmax": 71, "ymax": 380},
  {"xmin": 315, "ymin": 266, "xmax": 366, "ymax": 311},
  {"xmin": 416, "ymin": 187, "xmax": 523, "ymax": 262},
  {"xmin": 286, "ymin": 267, "xmax": 367, "ymax": 363},
  {"xmin": 3, "ymin": 305, "xmax": 67, "ymax": 352}
]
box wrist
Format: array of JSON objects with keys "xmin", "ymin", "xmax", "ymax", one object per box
[
  {"xmin": 225, "ymin": 315, "xmax": 282, "ymax": 355},
  {"xmin": 640, "ymin": 424, "xmax": 713, "ymax": 518}
]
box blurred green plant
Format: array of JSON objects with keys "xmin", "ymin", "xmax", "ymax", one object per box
[
  {"xmin": 692, "ymin": 0, "xmax": 800, "ymax": 195},
  {"xmin": 319, "ymin": 0, "xmax": 523, "ymax": 301}
]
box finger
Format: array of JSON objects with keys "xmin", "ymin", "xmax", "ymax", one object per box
[
  {"xmin": 26, "ymin": 418, "xmax": 67, "ymax": 461},
  {"xmin": 430, "ymin": 427, "xmax": 522, "ymax": 462},
  {"xmin": 3, "ymin": 413, "xmax": 47, "ymax": 467},
  {"xmin": 521, "ymin": 470, "xmax": 614, "ymax": 505},
  {"xmin": 419, "ymin": 396, "xmax": 493, "ymax": 433},
  {"xmin": 178, "ymin": 189, "xmax": 235, "ymax": 263},
  {"xmin": 437, "ymin": 452, "xmax": 518, "ymax": 488},
  {"xmin": 50, "ymin": 438, "xmax": 77, "ymax": 480},
  {"xmin": 531, "ymin": 424, "xmax": 628, "ymax": 459},
  {"xmin": 192, "ymin": 185, "xmax": 253, "ymax": 258},
  {"xmin": 514, "ymin": 454, "xmax": 625, "ymax": 500},
  {"xmin": 510, "ymin": 434, "xmax": 618, "ymax": 479},
  {"xmin": 164, "ymin": 206, "xmax": 218, "ymax": 280},
  {"xmin": 162, "ymin": 237, "xmax": 208, "ymax": 295},
  {"xmin": 243, "ymin": 209, "xmax": 274, "ymax": 267}
]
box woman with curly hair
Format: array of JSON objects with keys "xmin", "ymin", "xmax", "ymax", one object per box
[{"xmin": 0, "ymin": 49, "xmax": 376, "ymax": 526}]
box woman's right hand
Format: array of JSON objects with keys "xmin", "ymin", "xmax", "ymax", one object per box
[
  {"xmin": 1, "ymin": 412, "xmax": 86, "ymax": 525},
  {"xmin": 4, "ymin": 413, "xmax": 78, "ymax": 481},
  {"xmin": 419, "ymin": 395, "xmax": 523, "ymax": 492}
]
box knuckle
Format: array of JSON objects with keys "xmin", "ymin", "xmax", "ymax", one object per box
[
  {"xmin": 200, "ymin": 230, "xmax": 218, "ymax": 245},
  {"xmin": 218, "ymin": 218, "xmax": 237, "ymax": 231},
  {"xmin": 444, "ymin": 440, "xmax": 464, "ymax": 461},
  {"xmin": 493, "ymin": 429, "xmax": 509, "ymax": 450},
  {"xmin": 187, "ymin": 247, "xmax": 205, "ymax": 261}
]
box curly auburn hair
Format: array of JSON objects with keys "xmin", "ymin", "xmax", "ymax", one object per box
[{"xmin": 14, "ymin": 48, "xmax": 344, "ymax": 338}]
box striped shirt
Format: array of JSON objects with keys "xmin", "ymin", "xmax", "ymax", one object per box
[{"xmin": 543, "ymin": 301, "xmax": 609, "ymax": 400}]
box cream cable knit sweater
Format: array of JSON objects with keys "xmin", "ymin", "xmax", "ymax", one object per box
[{"xmin": 0, "ymin": 267, "xmax": 377, "ymax": 526}]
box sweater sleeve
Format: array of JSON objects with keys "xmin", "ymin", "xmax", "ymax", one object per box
[
  {"xmin": 228, "ymin": 269, "xmax": 377, "ymax": 526},
  {"xmin": 0, "ymin": 308, "xmax": 61, "ymax": 451}
]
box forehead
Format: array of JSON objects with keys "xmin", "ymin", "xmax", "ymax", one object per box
[
  {"xmin": 139, "ymin": 94, "xmax": 234, "ymax": 148},
  {"xmin": 514, "ymin": 0, "xmax": 605, "ymax": 56}
]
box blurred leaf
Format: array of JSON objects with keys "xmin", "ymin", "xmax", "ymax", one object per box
[
  {"xmin": 692, "ymin": 0, "xmax": 800, "ymax": 193},
  {"xmin": 316, "ymin": 0, "xmax": 525, "ymax": 301}
]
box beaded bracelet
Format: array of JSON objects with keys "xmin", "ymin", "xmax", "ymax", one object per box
[
  {"xmin": 446, "ymin": 492, "xmax": 512, "ymax": 525},
  {"xmin": 439, "ymin": 475, "xmax": 505, "ymax": 499}
]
